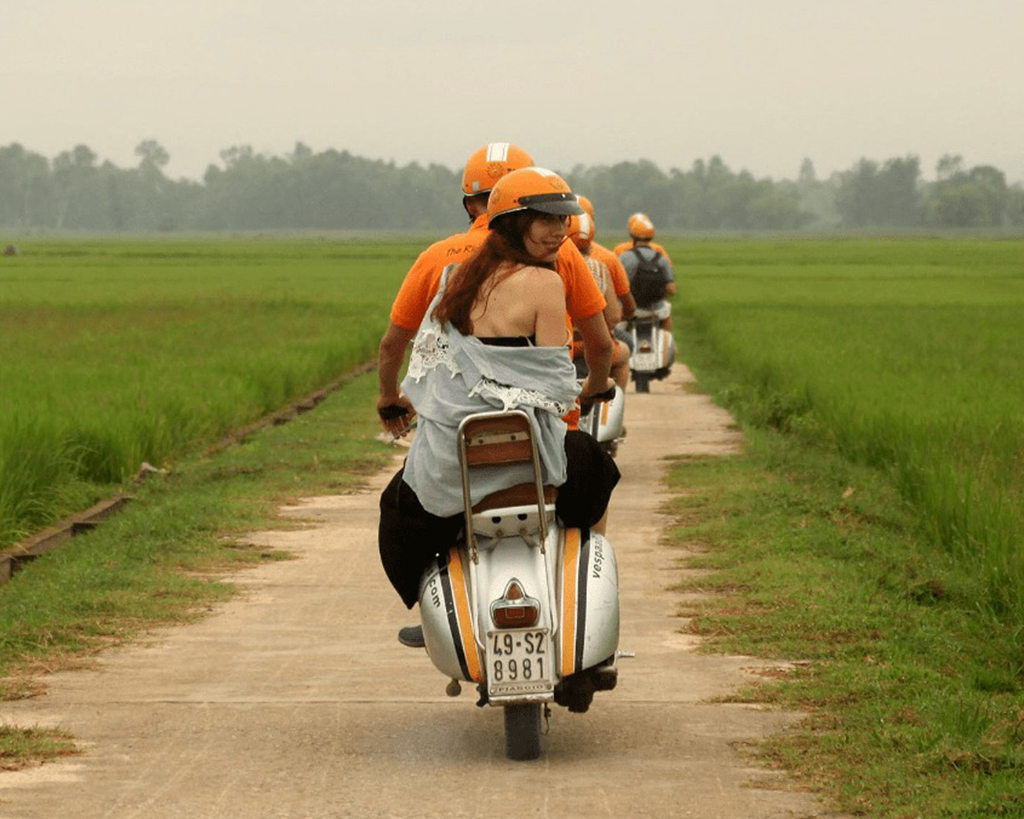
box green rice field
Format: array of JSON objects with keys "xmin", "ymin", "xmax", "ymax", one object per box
[
  {"xmin": 666, "ymin": 236, "xmax": 1024, "ymax": 626},
  {"xmin": 0, "ymin": 237, "xmax": 419, "ymax": 548},
  {"xmin": 2, "ymin": 233, "xmax": 1021, "ymax": 814},
  {"xmin": 2, "ymin": 234, "xmax": 1022, "ymax": 635}
]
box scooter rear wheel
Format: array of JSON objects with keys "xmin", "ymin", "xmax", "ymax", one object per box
[
  {"xmin": 504, "ymin": 703, "xmax": 542, "ymax": 761},
  {"xmin": 634, "ymin": 374, "xmax": 650, "ymax": 393}
]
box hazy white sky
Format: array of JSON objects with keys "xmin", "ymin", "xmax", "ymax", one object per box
[{"xmin": 4, "ymin": 0, "xmax": 1022, "ymax": 183}]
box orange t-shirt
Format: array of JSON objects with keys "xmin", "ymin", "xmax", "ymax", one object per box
[
  {"xmin": 613, "ymin": 240, "xmax": 674, "ymax": 267},
  {"xmin": 390, "ymin": 214, "xmax": 490, "ymax": 331},
  {"xmin": 390, "ymin": 216, "xmax": 606, "ymax": 332},
  {"xmin": 589, "ymin": 242, "xmax": 630, "ymax": 298}
]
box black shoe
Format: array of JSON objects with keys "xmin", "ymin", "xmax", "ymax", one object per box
[
  {"xmin": 398, "ymin": 625, "xmax": 425, "ymax": 648},
  {"xmin": 554, "ymin": 674, "xmax": 595, "ymax": 713}
]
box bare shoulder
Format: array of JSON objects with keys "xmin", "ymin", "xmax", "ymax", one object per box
[{"xmin": 516, "ymin": 265, "xmax": 564, "ymax": 293}]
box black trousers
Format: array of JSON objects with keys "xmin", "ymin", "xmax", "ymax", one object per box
[{"xmin": 378, "ymin": 430, "xmax": 620, "ymax": 609}]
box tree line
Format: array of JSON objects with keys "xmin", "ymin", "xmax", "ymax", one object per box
[{"xmin": 2, "ymin": 141, "xmax": 1022, "ymax": 233}]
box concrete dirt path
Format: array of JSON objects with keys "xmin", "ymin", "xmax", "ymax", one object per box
[{"xmin": 0, "ymin": 366, "xmax": 844, "ymax": 819}]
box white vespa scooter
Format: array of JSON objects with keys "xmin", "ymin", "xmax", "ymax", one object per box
[
  {"xmin": 416, "ymin": 408, "xmax": 622, "ymax": 761},
  {"xmin": 626, "ymin": 309, "xmax": 674, "ymax": 393}
]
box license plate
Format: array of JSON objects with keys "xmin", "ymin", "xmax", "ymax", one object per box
[
  {"xmin": 486, "ymin": 629, "xmax": 553, "ymax": 697},
  {"xmin": 634, "ymin": 352, "xmax": 656, "ymax": 370}
]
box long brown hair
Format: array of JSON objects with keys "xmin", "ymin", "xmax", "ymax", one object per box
[{"xmin": 432, "ymin": 211, "xmax": 556, "ymax": 335}]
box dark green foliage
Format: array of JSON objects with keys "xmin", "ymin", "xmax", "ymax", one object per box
[
  {"xmin": 835, "ymin": 155, "xmax": 924, "ymax": 228},
  {"xmin": 0, "ymin": 141, "xmax": 464, "ymax": 232},
  {"xmin": 6, "ymin": 141, "xmax": 1020, "ymax": 232},
  {"xmin": 567, "ymin": 156, "xmax": 811, "ymax": 231},
  {"xmin": 926, "ymin": 156, "xmax": 1012, "ymax": 228}
]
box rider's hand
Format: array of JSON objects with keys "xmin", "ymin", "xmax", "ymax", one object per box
[
  {"xmin": 580, "ymin": 376, "xmax": 616, "ymax": 400},
  {"xmin": 376, "ymin": 394, "xmax": 415, "ymax": 437}
]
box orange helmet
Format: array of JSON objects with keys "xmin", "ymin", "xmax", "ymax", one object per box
[
  {"xmin": 566, "ymin": 212, "xmax": 595, "ymax": 251},
  {"xmin": 627, "ymin": 212, "xmax": 655, "ymax": 240},
  {"xmin": 576, "ymin": 195, "xmax": 595, "ymax": 222},
  {"xmin": 487, "ymin": 167, "xmax": 584, "ymax": 226},
  {"xmin": 462, "ymin": 142, "xmax": 535, "ymax": 196}
]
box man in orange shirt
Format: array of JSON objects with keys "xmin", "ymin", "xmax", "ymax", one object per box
[{"xmin": 377, "ymin": 143, "xmax": 612, "ymax": 436}]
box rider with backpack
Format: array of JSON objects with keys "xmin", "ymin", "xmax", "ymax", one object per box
[{"xmin": 616, "ymin": 213, "xmax": 675, "ymax": 329}]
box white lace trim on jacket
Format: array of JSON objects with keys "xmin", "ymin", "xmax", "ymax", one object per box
[
  {"xmin": 468, "ymin": 379, "xmax": 574, "ymax": 416},
  {"xmin": 406, "ymin": 327, "xmax": 458, "ymax": 381}
]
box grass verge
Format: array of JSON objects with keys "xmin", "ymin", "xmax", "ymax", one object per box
[
  {"xmin": 0, "ymin": 368, "xmax": 394, "ymax": 761},
  {"xmin": 0, "ymin": 725, "xmax": 78, "ymax": 771},
  {"xmin": 667, "ymin": 431, "xmax": 1024, "ymax": 818}
]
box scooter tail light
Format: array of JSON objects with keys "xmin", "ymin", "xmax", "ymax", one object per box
[
  {"xmin": 493, "ymin": 605, "xmax": 539, "ymax": 628},
  {"xmin": 491, "ymin": 579, "xmax": 540, "ymax": 628}
]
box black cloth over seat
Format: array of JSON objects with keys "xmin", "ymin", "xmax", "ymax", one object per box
[{"xmin": 378, "ymin": 430, "xmax": 620, "ymax": 609}]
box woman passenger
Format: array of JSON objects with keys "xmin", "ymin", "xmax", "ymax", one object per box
[{"xmin": 378, "ymin": 168, "xmax": 620, "ymax": 616}]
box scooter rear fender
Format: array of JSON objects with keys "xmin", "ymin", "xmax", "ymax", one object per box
[
  {"xmin": 629, "ymin": 319, "xmax": 674, "ymax": 379},
  {"xmin": 659, "ymin": 328, "xmax": 675, "ymax": 373},
  {"xmin": 418, "ymin": 527, "xmax": 620, "ymax": 684},
  {"xmin": 419, "ymin": 544, "xmax": 483, "ymax": 684},
  {"xmin": 581, "ymin": 386, "xmax": 625, "ymax": 443},
  {"xmin": 558, "ymin": 529, "xmax": 619, "ymax": 676}
]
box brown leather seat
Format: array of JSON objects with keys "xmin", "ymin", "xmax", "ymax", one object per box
[
  {"xmin": 463, "ymin": 414, "xmax": 554, "ymax": 513},
  {"xmin": 473, "ymin": 483, "xmax": 557, "ymax": 513}
]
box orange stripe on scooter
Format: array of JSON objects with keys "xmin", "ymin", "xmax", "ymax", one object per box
[
  {"xmin": 447, "ymin": 547, "xmax": 482, "ymax": 682},
  {"xmin": 600, "ymin": 399, "xmax": 610, "ymax": 425},
  {"xmin": 561, "ymin": 528, "xmax": 580, "ymax": 676}
]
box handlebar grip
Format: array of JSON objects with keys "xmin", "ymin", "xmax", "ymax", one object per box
[
  {"xmin": 378, "ymin": 405, "xmax": 410, "ymax": 421},
  {"xmin": 594, "ymin": 385, "xmax": 618, "ymax": 402}
]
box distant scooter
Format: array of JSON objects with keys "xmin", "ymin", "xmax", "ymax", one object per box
[
  {"xmin": 626, "ymin": 308, "xmax": 674, "ymax": 393},
  {"xmin": 415, "ymin": 407, "xmax": 623, "ymax": 761}
]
